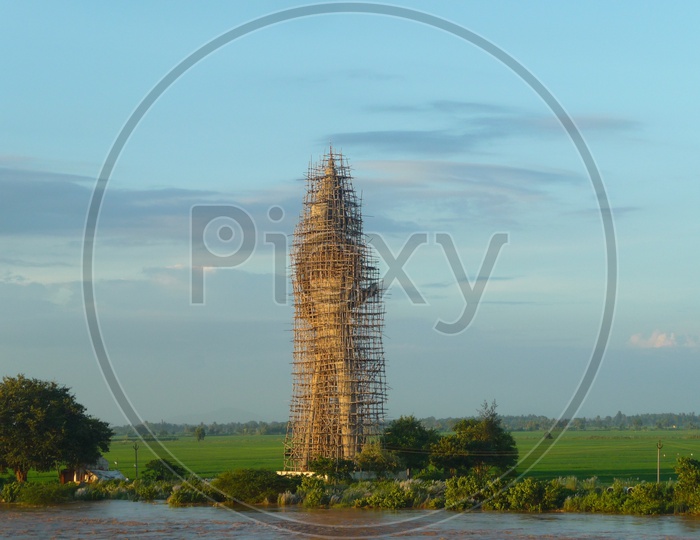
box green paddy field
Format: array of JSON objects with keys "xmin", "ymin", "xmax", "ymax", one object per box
[
  {"xmin": 25, "ymin": 430, "xmax": 700, "ymax": 484},
  {"xmin": 102, "ymin": 430, "xmax": 699, "ymax": 484},
  {"xmin": 514, "ymin": 430, "xmax": 699, "ymax": 483}
]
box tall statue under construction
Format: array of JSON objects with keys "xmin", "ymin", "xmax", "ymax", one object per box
[{"xmin": 284, "ymin": 149, "xmax": 387, "ymax": 471}]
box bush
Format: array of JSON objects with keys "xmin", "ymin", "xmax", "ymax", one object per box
[
  {"xmin": 622, "ymin": 482, "xmax": 673, "ymax": 515},
  {"xmin": 445, "ymin": 475, "xmax": 486, "ymax": 510},
  {"xmin": 12, "ymin": 482, "xmax": 78, "ymax": 505},
  {"xmin": 559, "ymin": 478, "xmax": 674, "ymax": 515},
  {"xmin": 558, "ymin": 476, "xmax": 580, "ymax": 492},
  {"xmin": 354, "ymin": 480, "xmax": 410, "ymax": 509},
  {"xmin": 543, "ymin": 478, "xmax": 575, "ymax": 510},
  {"xmin": 100, "ymin": 479, "xmax": 138, "ymax": 500},
  {"xmin": 213, "ymin": 469, "xmax": 293, "ymax": 504},
  {"xmin": 581, "ymin": 476, "xmax": 601, "ymax": 492},
  {"xmin": 400, "ymin": 479, "xmax": 445, "ymax": 508},
  {"xmin": 563, "ymin": 479, "xmax": 627, "ymax": 513},
  {"xmin": 337, "ymin": 481, "xmax": 372, "ymax": 507},
  {"xmin": 598, "ymin": 481, "xmax": 633, "ymax": 513},
  {"xmin": 135, "ymin": 482, "xmax": 159, "ymax": 501},
  {"xmin": 506, "ymin": 478, "xmax": 547, "ymax": 512},
  {"xmin": 71, "ymin": 479, "xmax": 172, "ymax": 502},
  {"xmin": 414, "ymin": 465, "xmax": 447, "ymax": 481},
  {"xmin": 481, "ymin": 477, "xmax": 512, "ymax": 511},
  {"xmin": 74, "ymin": 485, "xmax": 108, "ymax": 501},
  {"xmin": 167, "ymin": 485, "xmax": 209, "ymax": 506},
  {"xmin": 674, "ymin": 457, "xmax": 700, "ymax": 513},
  {"xmin": 277, "ymin": 490, "xmax": 301, "ymax": 506},
  {"xmin": 1, "ymin": 481, "xmax": 22, "ymax": 503},
  {"xmin": 298, "ymin": 475, "xmax": 329, "ymax": 508},
  {"xmin": 142, "ymin": 459, "xmax": 187, "ymax": 482},
  {"xmin": 0, "ymin": 474, "xmax": 13, "ymax": 491},
  {"xmin": 307, "ymin": 457, "xmax": 354, "ymax": 484},
  {"xmin": 167, "ymin": 477, "xmax": 221, "ymax": 506}
]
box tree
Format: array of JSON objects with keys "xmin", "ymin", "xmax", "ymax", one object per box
[
  {"xmin": 355, "ymin": 441, "xmax": 401, "ymax": 478},
  {"xmin": 194, "ymin": 425, "xmax": 206, "ymax": 442},
  {"xmin": 674, "ymin": 456, "xmax": 700, "ymax": 513},
  {"xmin": 307, "ymin": 456, "xmax": 354, "ymax": 483},
  {"xmin": 0, "ymin": 375, "xmax": 113, "ymax": 482},
  {"xmin": 213, "ymin": 468, "xmax": 295, "ymax": 504},
  {"xmin": 142, "ymin": 458, "xmax": 187, "ymax": 481},
  {"xmin": 429, "ymin": 435, "xmax": 470, "ymax": 477},
  {"xmin": 430, "ymin": 400, "xmax": 518, "ymax": 477},
  {"xmin": 383, "ymin": 415, "xmax": 439, "ymax": 478}
]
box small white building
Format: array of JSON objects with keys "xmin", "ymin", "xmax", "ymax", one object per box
[{"xmin": 61, "ymin": 457, "xmax": 126, "ymax": 484}]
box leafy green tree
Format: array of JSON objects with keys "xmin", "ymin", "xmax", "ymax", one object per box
[
  {"xmin": 355, "ymin": 441, "xmax": 401, "ymax": 478},
  {"xmin": 307, "ymin": 456, "xmax": 354, "ymax": 483},
  {"xmin": 383, "ymin": 415, "xmax": 439, "ymax": 478},
  {"xmin": 0, "ymin": 375, "xmax": 113, "ymax": 482},
  {"xmin": 142, "ymin": 458, "xmax": 187, "ymax": 481},
  {"xmin": 194, "ymin": 425, "xmax": 206, "ymax": 442},
  {"xmin": 430, "ymin": 400, "xmax": 517, "ymax": 477},
  {"xmin": 213, "ymin": 468, "xmax": 294, "ymax": 504},
  {"xmin": 61, "ymin": 415, "xmax": 114, "ymax": 472},
  {"xmin": 674, "ymin": 456, "xmax": 700, "ymax": 513},
  {"xmin": 429, "ymin": 435, "xmax": 470, "ymax": 477}
]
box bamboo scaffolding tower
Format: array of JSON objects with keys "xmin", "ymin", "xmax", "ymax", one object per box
[{"xmin": 284, "ymin": 149, "xmax": 387, "ymax": 471}]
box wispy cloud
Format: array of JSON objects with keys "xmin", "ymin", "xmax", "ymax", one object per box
[
  {"xmin": 331, "ymin": 99, "xmax": 641, "ymax": 157},
  {"xmin": 357, "ymin": 159, "xmax": 580, "ymax": 230},
  {"xmin": 566, "ymin": 206, "xmax": 641, "ymax": 219},
  {"xmin": 421, "ymin": 276, "xmax": 515, "ymax": 289},
  {"xmin": 366, "ymin": 100, "xmax": 511, "ymax": 115},
  {"xmin": 0, "ymin": 167, "xmax": 93, "ymax": 235},
  {"xmin": 368, "ymin": 99, "xmax": 640, "ymax": 134},
  {"xmin": 1, "ymin": 158, "xmax": 569, "ymax": 243},
  {"xmin": 534, "ymin": 115, "xmax": 642, "ymax": 133},
  {"xmin": 363, "ymin": 160, "xmax": 579, "ymax": 186},
  {"xmin": 0, "ymin": 166, "xmax": 300, "ymax": 240},
  {"xmin": 330, "ymin": 127, "xmax": 491, "ymax": 156},
  {"xmin": 0, "ymin": 256, "xmax": 71, "ymax": 268}
]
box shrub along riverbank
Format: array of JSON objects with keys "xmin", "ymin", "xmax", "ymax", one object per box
[{"xmin": 2, "ymin": 456, "xmax": 700, "ymax": 515}]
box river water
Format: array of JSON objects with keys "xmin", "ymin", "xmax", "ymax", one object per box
[{"xmin": 2, "ymin": 500, "xmax": 700, "ymax": 539}]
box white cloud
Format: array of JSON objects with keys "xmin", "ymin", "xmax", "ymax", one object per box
[{"xmin": 628, "ymin": 330, "xmax": 698, "ymax": 349}]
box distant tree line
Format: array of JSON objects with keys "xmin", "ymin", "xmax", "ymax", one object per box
[
  {"xmin": 111, "ymin": 420, "xmax": 288, "ymax": 439},
  {"xmin": 420, "ymin": 411, "xmax": 700, "ymax": 433},
  {"xmin": 112, "ymin": 411, "xmax": 700, "ymax": 441}
]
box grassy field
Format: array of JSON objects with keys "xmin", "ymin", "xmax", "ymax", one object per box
[
  {"xmin": 103, "ymin": 435, "xmax": 286, "ymax": 479},
  {"xmin": 24, "ymin": 430, "xmax": 700, "ymax": 484},
  {"xmin": 513, "ymin": 430, "xmax": 700, "ymax": 483}
]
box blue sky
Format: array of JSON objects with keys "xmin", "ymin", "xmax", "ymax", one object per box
[{"xmin": 1, "ymin": 1, "xmax": 698, "ymax": 426}]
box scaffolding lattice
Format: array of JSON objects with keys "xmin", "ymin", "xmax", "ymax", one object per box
[{"xmin": 284, "ymin": 149, "xmax": 387, "ymax": 471}]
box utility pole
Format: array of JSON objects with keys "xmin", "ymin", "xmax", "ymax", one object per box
[
  {"xmin": 133, "ymin": 442, "xmax": 140, "ymax": 479},
  {"xmin": 657, "ymin": 440, "xmax": 663, "ymax": 483}
]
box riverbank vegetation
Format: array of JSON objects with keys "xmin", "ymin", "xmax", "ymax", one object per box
[
  {"xmin": 3, "ymin": 374, "xmax": 700, "ymax": 517},
  {"xmin": 3, "ymin": 457, "xmax": 700, "ymax": 516},
  {"xmin": 3, "ymin": 401, "xmax": 700, "ymax": 515}
]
